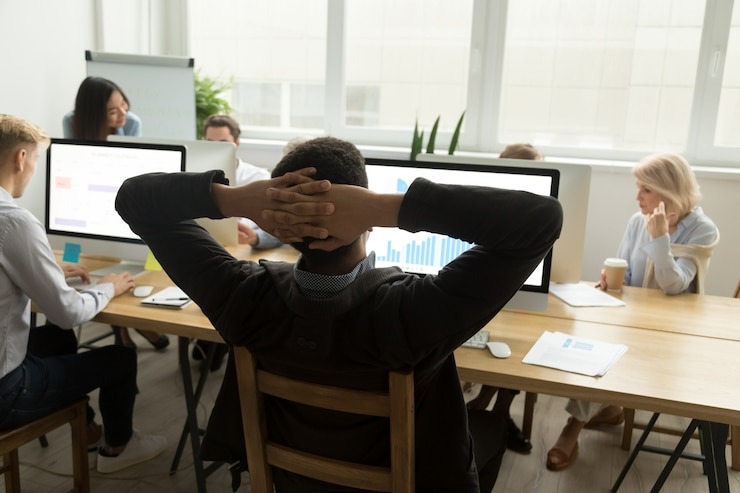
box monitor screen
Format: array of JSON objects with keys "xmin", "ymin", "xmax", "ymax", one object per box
[
  {"xmin": 417, "ymin": 154, "xmax": 592, "ymax": 284},
  {"xmin": 108, "ymin": 135, "xmax": 239, "ymax": 246},
  {"xmin": 364, "ymin": 158, "xmax": 559, "ymax": 303},
  {"xmin": 45, "ymin": 139, "xmax": 185, "ymax": 247}
]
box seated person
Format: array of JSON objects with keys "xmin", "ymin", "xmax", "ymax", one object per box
[
  {"xmin": 62, "ymin": 76, "xmax": 142, "ymax": 140},
  {"xmin": 63, "ymin": 75, "xmax": 166, "ymax": 351},
  {"xmin": 546, "ymin": 152, "xmax": 719, "ymax": 471},
  {"xmin": 116, "ymin": 136, "xmax": 563, "ymax": 491},
  {"xmin": 0, "ymin": 115, "xmax": 166, "ymax": 474}
]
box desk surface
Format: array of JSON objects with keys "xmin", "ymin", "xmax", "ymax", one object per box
[
  {"xmin": 509, "ymin": 282, "xmax": 740, "ymax": 342},
  {"xmin": 56, "ymin": 249, "xmax": 740, "ymax": 427},
  {"xmin": 455, "ymin": 310, "xmax": 740, "ymax": 426},
  {"xmin": 55, "ymin": 246, "xmax": 300, "ymax": 343}
]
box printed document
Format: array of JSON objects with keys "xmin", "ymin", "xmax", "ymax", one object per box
[{"xmin": 523, "ymin": 331, "xmax": 628, "ymax": 377}]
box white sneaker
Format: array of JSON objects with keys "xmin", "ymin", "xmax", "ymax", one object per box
[{"xmin": 96, "ymin": 431, "xmax": 167, "ymax": 474}]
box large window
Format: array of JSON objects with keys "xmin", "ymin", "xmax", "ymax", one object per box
[
  {"xmin": 188, "ymin": 0, "xmax": 740, "ymax": 166},
  {"xmin": 500, "ymin": 0, "xmax": 704, "ymax": 153},
  {"xmin": 715, "ymin": 3, "xmax": 740, "ymax": 148}
]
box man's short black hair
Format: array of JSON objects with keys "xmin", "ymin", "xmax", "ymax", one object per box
[
  {"xmin": 272, "ymin": 137, "xmax": 368, "ymax": 260},
  {"xmin": 272, "ymin": 136, "xmax": 367, "ymax": 188}
]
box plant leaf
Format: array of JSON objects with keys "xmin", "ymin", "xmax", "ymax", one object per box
[
  {"xmin": 410, "ymin": 118, "xmax": 422, "ymax": 160},
  {"xmin": 426, "ymin": 116, "xmax": 440, "ymax": 154},
  {"xmin": 448, "ymin": 110, "xmax": 466, "ymax": 155},
  {"xmin": 194, "ymin": 70, "xmax": 233, "ymax": 139}
]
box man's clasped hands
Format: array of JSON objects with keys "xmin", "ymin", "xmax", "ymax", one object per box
[{"xmin": 212, "ymin": 167, "xmax": 387, "ymax": 251}]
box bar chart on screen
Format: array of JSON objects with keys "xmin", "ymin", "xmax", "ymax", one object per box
[{"xmin": 375, "ymin": 232, "xmax": 474, "ymax": 274}]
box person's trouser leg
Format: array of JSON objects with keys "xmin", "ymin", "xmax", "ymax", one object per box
[
  {"xmin": 468, "ymin": 409, "xmax": 508, "ymax": 492},
  {"xmin": 0, "ymin": 346, "xmax": 137, "ymax": 448},
  {"xmin": 27, "ymin": 324, "xmax": 98, "ymax": 423}
]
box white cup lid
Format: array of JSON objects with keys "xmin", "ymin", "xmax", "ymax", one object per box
[{"xmin": 604, "ymin": 257, "xmax": 628, "ymax": 268}]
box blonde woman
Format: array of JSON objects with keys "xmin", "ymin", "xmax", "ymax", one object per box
[{"xmin": 547, "ymin": 152, "xmax": 719, "ymax": 471}]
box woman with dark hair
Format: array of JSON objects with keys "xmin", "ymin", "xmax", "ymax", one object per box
[
  {"xmin": 62, "ymin": 77, "xmax": 166, "ymax": 350},
  {"xmin": 62, "ymin": 76, "xmax": 142, "ymax": 140}
]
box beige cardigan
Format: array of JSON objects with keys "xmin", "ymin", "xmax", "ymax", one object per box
[{"xmin": 643, "ymin": 231, "xmax": 720, "ymax": 294}]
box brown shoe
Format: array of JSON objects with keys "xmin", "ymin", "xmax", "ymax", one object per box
[{"xmin": 546, "ymin": 442, "xmax": 579, "ymax": 471}]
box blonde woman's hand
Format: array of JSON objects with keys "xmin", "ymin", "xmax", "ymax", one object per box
[{"xmin": 594, "ymin": 269, "xmax": 608, "ymax": 290}]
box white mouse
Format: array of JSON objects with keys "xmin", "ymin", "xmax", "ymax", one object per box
[
  {"xmin": 487, "ymin": 341, "xmax": 511, "ymax": 359},
  {"xmin": 133, "ymin": 285, "xmax": 154, "ymax": 298}
]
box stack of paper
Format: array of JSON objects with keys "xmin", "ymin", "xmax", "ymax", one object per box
[
  {"xmin": 522, "ymin": 331, "xmax": 628, "ymax": 377},
  {"xmin": 140, "ymin": 286, "xmax": 192, "ymax": 309},
  {"xmin": 549, "ymin": 283, "xmax": 626, "ymax": 307}
]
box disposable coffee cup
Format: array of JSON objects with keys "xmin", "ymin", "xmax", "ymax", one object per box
[{"xmin": 603, "ymin": 258, "xmax": 628, "ymax": 292}]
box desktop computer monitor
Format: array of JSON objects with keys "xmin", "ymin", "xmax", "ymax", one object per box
[
  {"xmin": 45, "ymin": 139, "xmax": 185, "ymax": 267},
  {"xmin": 418, "ymin": 154, "xmax": 592, "ymax": 284},
  {"xmin": 108, "ymin": 135, "xmax": 239, "ymax": 246},
  {"xmin": 364, "ymin": 158, "xmax": 560, "ymax": 312}
]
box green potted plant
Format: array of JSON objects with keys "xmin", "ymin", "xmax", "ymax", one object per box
[
  {"xmin": 410, "ymin": 111, "xmax": 465, "ymax": 160},
  {"xmin": 194, "ymin": 70, "xmax": 233, "ymax": 139}
]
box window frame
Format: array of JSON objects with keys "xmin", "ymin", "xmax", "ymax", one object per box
[{"xmin": 182, "ymin": 0, "xmax": 739, "ymax": 167}]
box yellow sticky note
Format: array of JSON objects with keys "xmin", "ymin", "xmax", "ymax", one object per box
[{"xmin": 144, "ymin": 251, "xmax": 163, "ymax": 271}]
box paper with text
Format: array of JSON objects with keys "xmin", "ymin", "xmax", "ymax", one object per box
[{"xmin": 523, "ymin": 331, "xmax": 628, "ymax": 377}]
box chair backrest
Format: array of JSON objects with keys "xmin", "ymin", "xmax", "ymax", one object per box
[
  {"xmin": 233, "ymin": 345, "xmax": 415, "ymax": 493},
  {"xmin": 643, "ymin": 231, "xmax": 720, "ymax": 294}
]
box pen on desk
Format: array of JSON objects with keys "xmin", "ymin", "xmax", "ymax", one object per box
[{"xmin": 150, "ymin": 297, "xmax": 189, "ymax": 302}]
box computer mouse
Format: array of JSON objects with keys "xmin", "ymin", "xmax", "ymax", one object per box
[
  {"xmin": 133, "ymin": 285, "xmax": 154, "ymax": 298},
  {"xmin": 487, "ymin": 341, "xmax": 511, "ymax": 359}
]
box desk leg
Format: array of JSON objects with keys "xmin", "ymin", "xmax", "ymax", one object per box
[
  {"xmin": 611, "ymin": 412, "xmax": 661, "ymax": 492},
  {"xmin": 698, "ymin": 421, "xmax": 730, "ymax": 493},
  {"xmin": 171, "ymin": 341, "xmax": 219, "ymax": 473},
  {"xmin": 649, "ymin": 419, "xmax": 700, "ymax": 493},
  {"xmin": 171, "ymin": 336, "xmax": 207, "ymax": 493}
]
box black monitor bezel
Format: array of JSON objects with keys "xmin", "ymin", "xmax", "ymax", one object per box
[
  {"xmin": 45, "ymin": 138, "xmax": 186, "ymax": 245},
  {"xmin": 363, "ymin": 157, "xmax": 560, "ymax": 294}
]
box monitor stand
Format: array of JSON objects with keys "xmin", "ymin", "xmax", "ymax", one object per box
[{"xmin": 502, "ymin": 290, "xmax": 549, "ymax": 312}]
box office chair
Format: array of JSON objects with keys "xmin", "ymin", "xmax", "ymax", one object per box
[
  {"xmin": 233, "ymin": 346, "xmax": 415, "ymax": 493},
  {"xmin": 0, "ymin": 398, "xmax": 89, "ymax": 493}
]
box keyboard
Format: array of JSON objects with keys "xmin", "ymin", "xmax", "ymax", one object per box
[
  {"xmin": 89, "ymin": 262, "xmax": 146, "ymax": 277},
  {"xmin": 462, "ymin": 330, "xmax": 490, "ymax": 349}
]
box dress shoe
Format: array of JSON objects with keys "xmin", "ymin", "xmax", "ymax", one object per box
[
  {"xmin": 134, "ymin": 329, "xmax": 170, "ymax": 351},
  {"xmin": 506, "ymin": 418, "xmax": 533, "ymax": 454}
]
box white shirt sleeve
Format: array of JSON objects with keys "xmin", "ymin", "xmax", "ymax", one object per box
[{"xmin": 2, "ymin": 211, "xmax": 114, "ymax": 328}]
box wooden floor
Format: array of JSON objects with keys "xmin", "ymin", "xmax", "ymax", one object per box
[{"xmin": 12, "ymin": 323, "xmax": 740, "ymax": 492}]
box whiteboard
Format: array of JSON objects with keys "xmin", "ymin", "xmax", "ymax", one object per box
[{"xmin": 86, "ymin": 50, "xmax": 196, "ymax": 140}]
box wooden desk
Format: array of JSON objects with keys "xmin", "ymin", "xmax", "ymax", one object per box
[
  {"xmin": 455, "ymin": 311, "xmax": 740, "ymax": 426},
  {"xmin": 511, "ymin": 282, "xmax": 740, "ymax": 341},
  {"xmin": 53, "ymin": 252, "xmax": 740, "ymax": 491}
]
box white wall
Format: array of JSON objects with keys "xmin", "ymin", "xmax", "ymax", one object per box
[{"xmin": 0, "ymin": 0, "xmax": 98, "ymax": 220}]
